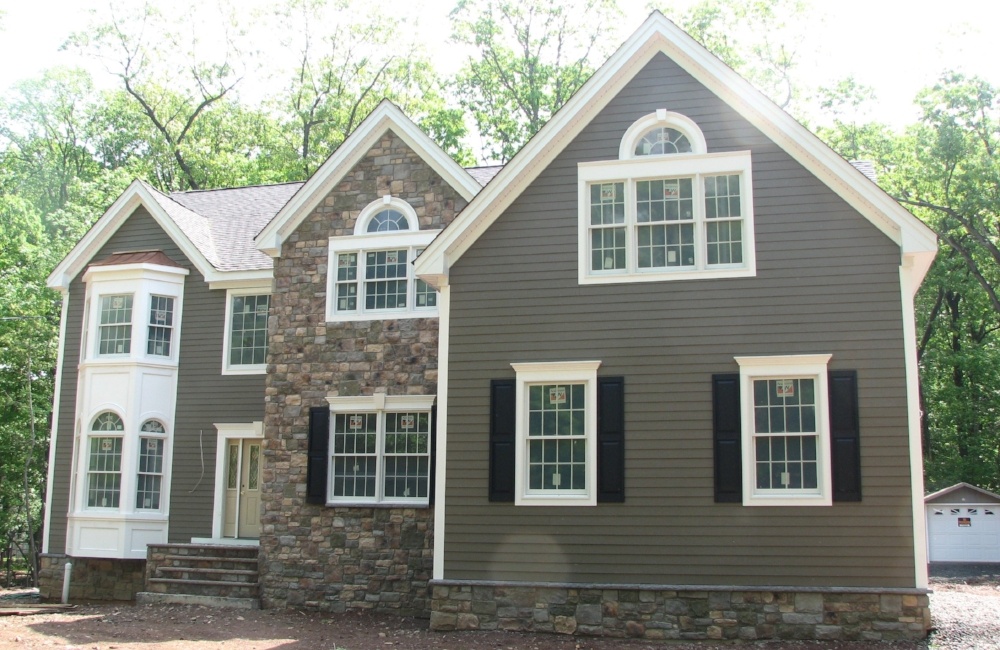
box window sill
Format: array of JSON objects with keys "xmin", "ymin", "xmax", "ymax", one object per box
[
  {"xmin": 325, "ymin": 309, "xmax": 439, "ymax": 323},
  {"xmin": 580, "ymin": 265, "xmax": 755, "ymax": 285},
  {"xmin": 324, "ymin": 501, "xmax": 431, "ymax": 510},
  {"xmin": 222, "ymin": 365, "xmax": 267, "ymax": 376},
  {"xmin": 743, "ymin": 494, "xmax": 832, "ymax": 507},
  {"xmin": 514, "ymin": 494, "xmax": 597, "ymax": 507}
]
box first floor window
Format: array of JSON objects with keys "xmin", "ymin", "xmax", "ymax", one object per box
[
  {"xmin": 226, "ymin": 292, "xmax": 270, "ymax": 372},
  {"xmin": 98, "ymin": 294, "xmax": 133, "ymax": 355},
  {"xmin": 136, "ymin": 420, "xmax": 166, "ymax": 509},
  {"xmin": 88, "ymin": 412, "xmax": 124, "ymax": 508},
  {"xmin": 527, "ymin": 383, "xmax": 587, "ymax": 492},
  {"xmin": 327, "ymin": 395, "xmax": 433, "ymax": 504},
  {"xmin": 736, "ymin": 354, "xmax": 832, "ymax": 506},
  {"xmin": 512, "ymin": 361, "xmax": 600, "ymax": 506}
]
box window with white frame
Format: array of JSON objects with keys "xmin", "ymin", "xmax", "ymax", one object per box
[
  {"xmin": 224, "ymin": 291, "xmax": 270, "ymax": 373},
  {"xmin": 326, "ymin": 196, "xmax": 440, "ymax": 322},
  {"xmin": 326, "ymin": 394, "xmax": 434, "ymax": 505},
  {"xmin": 735, "ymin": 354, "xmax": 833, "ymax": 506},
  {"xmin": 578, "ymin": 110, "xmax": 755, "ymax": 285},
  {"xmin": 88, "ymin": 412, "xmax": 124, "ymax": 508},
  {"xmin": 146, "ymin": 295, "xmax": 174, "ymax": 357},
  {"xmin": 136, "ymin": 419, "xmax": 166, "ymax": 510},
  {"xmin": 512, "ymin": 361, "xmax": 600, "ymax": 506},
  {"xmin": 98, "ymin": 294, "xmax": 133, "ymax": 355}
]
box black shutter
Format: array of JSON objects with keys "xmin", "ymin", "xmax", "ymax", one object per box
[
  {"xmin": 713, "ymin": 373, "xmax": 742, "ymax": 503},
  {"xmin": 597, "ymin": 376, "xmax": 625, "ymax": 503},
  {"xmin": 489, "ymin": 379, "xmax": 516, "ymax": 502},
  {"xmin": 428, "ymin": 405, "xmax": 437, "ymax": 506},
  {"xmin": 306, "ymin": 406, "xmax": 330, "ymax": 505},
  {"xmin": 829, "ymin": 370, "xmax": 862, "ymax": 502}
]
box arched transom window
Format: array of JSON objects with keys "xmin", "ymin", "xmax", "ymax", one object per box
[
  {"xmin": 633, "ymin": 126, "xmax": 692, "ymax": 156},
  {"xmin": 366, "ymin": 208, "xmax": 411, "ymax": 233}
]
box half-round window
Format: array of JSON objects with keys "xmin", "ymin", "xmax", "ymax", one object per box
[
  {"xmin": 633, "ymin": 127, "xmax": 692, "ymax": 156},
  {"xmin": 366, "ymin": 209, "xmax": 410, "ymax": 233},
  {"xmin": 93, "ymin": 412, "xmax": 124, "ymax": 431},
  {"xmin": 140, "ymin": 419, "xmax": 166, "ymax": 434},
  {"xmin": 619, "ymin": 110, "xmax": 707, "ymax": 159}
]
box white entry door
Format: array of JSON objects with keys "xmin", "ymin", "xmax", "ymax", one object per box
[
  {"xmin": 223, "ymin": 439, "xmax": 262, "ymax": 539},
  {"xmin": 927, "ymin": 505, "xmax": 1000, "ymax": 562}
]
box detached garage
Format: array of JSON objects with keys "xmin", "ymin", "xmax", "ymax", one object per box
[{"xmin": 926, "ymin": 483, "xmax": 1000, "ymax": 563}]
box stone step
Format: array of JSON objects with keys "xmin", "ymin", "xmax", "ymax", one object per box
[
  {"xmin": 146, "ymin": 578, "xmax": 259, "ymax": 598},
  {"xmin": 161, "ymin": 554, "xmax": 259, "ymax": 565},
  {"xmin": 155, "ymin": 568, "xmax": 257, "ymax": 583},
  {"xmin": 148, "ymin": 578, "xmax": 259, "ymax": 588}
]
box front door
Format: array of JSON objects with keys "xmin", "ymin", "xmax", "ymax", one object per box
[{"xmin": 223, "ymin": 439, "xmax": 261, "ymax": 539}]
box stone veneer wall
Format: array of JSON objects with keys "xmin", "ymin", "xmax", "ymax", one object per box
[
  {"xmin": 430, "ymin": 583, "xmax": 930, "ymax": 642},
  {"xmin": 39, "ymin": 554, "xmax": 145, "ymax": 601},
  {"xmin": 259, "ymin": 131, "xmax": 469, "ymax": 615}
]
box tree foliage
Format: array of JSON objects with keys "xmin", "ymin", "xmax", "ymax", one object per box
[
  {"xmin": 661, "ymin": 0, "xmax": 808, "ymax": 111},
  {"xmin": 450, "ymin": 0, "xmax": 620, "ymax": 162}
]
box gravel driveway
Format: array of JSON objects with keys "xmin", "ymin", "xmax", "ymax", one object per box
[{"xmin": 1, "ymin": 574, "xmax": 998, "ymax": 649}]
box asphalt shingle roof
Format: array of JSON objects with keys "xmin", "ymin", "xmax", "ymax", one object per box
[
  {"xmin": 145, "ymin": 181, "xmax": 303, "ymax": 272},
  {"xmin": 140, "ymin": 165, "xmax": 500, "ymax": 274}
]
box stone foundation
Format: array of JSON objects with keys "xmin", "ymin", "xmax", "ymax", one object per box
[
  {"xmin": 429, "ymin": 582, "xmax": 930, "ymax": 642},
  {"xmin": 39, "ymin": 554, "xmax": 145, "ymax": 601}
]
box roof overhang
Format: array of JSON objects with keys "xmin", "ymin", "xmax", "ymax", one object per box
[
  {"xmin": 415, "ymin": 11, "xmax": 937, "ymax": 289},
  {"xmin": 47, "ymin": 180, "xmax": 226, "ymax": 291},
  {"xmin": 255, "ymin": 100, "xmax": 483, "ymax": 258}
]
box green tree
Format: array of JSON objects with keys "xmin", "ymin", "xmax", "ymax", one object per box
[
  {"xmin": 66, "ymin": 1, "xmax": 252, "ymax": 190},
  {"xmin": 273, "ymin": 0, "xmax": 472, "ymax": 175},
  {"xmin": 450, "ymin": 0, "xmax": 620, "ymax": 163},
  {"xmin": 0, "ymin": 195, "xmax": 59, "ymax": 585}
]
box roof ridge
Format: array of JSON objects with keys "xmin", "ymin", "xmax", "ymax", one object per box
[{"xmin": 169, "ymin": 180, "xmax": 306, "ymax": 196}]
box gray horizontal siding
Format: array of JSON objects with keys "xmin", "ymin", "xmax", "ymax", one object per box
[
  {"xmin": 442, "ymin": 53, "xmax": 917, "ymax": 589},
  {"xmin": 46, "ymin": 207, "xmax": 265, "ymax": 552}
]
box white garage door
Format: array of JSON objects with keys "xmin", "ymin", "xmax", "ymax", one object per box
[{"xmin": 927, "ymin": 505, "xmax": 1000, "ymax": 562}]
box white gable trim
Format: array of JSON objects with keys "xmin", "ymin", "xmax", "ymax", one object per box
[
  {"xmin": 47, "ymin": 181, "xmax": 229, "ymax": 291},
  {"xmin": 415, "ymin": 12, "xmax": 937, "ymax": 288},
  {"xmin": 255, "ymin": 100, "xmax": 482, "ymax": 258}
]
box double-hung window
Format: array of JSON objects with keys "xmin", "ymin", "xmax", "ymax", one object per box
[
  {"xmin": 512, "ymin": 361, "xmax": 601, "ymax": 506},
  {"xmin": 146, "ymin": 296, "xmax": 174, "ymax": 357},
  {"xmin": 735, "ymin": 354, "xmax": 833, "ymax": 506},
  {"xmin": 98, "ymin": 295, "xmax": 133, "ymax": 355},
  {"xmin": 578, "ymin": 110, "xmax": 755, "ymax": 284},
  {"xmin": 224, "ymin": 291, "xmax": 270, "ymax": 374},
  {"xmin": 327, "ymin": 197, "xmax": 439, "ymax": 322},
  {"xmin": 326, "ymin": 394, "xmax": 434, "ymax": 505}
]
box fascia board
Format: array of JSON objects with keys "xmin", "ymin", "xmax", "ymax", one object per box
[
  {"xmin": 416, "ymin": 12, "xmax": 937, "ymax": 284},
  {"xmin": 47, "ymin": 181, "xmax": 219, "ymax": 290},
  {"xmin": 255, "ymin": 101, "xmax": 481, "ymax": 258}
]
